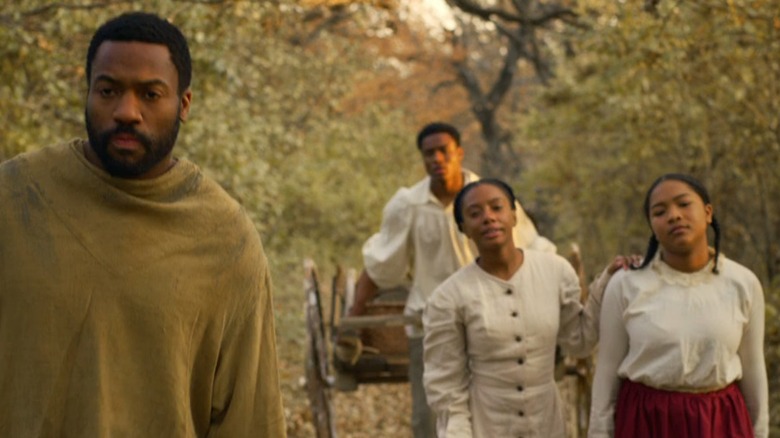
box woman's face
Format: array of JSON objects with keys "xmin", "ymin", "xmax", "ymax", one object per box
[
  {"xmin": 460, "ymin": 183, "xmax": 517, "ymax": 252},
  {"xmin": 647, "ymin": 179, "xmax": 713, "ymax": 255}
]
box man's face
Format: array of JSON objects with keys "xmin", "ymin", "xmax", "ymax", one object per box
[
  {"xmin": 85, "ymin": 41, "xmax": 191, "ymax": 179},
  {"xmin": 419, "ymin": 132, "xmax": 464, "ymax": 185}
]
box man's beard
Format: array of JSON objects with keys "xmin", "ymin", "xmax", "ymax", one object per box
[{"xmin": 85, "ymin": 109, "xmax": 180, "ymax": 179}]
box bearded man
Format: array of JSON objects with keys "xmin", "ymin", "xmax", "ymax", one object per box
[{"xmin": 0, "ymin": 12, "xmax": 286, "ymax": 437}]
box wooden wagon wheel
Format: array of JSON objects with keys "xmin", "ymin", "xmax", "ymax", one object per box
[{"xmin": 304, "ymin": 259, "xmax": 337, "ymax": 438}]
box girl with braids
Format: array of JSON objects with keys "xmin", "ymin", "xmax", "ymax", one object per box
[{"xmin": 588, "ymin": 173, "xmax": 769, "ymax": 438}]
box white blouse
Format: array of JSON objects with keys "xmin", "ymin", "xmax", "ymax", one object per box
[
  {"xmin": 588, "ymin": 253, "xmax": 768, "ymax": 438},
  {"xmin": 423, "ymin": 250, "xmax": 604, "ymax": 438}
]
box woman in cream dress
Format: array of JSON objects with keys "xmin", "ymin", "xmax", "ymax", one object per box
[{"xmin": 423, "ymin": 179, "xmax": 629, "ymax": 438}]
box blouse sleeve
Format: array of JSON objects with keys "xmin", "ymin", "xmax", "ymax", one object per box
[
  {"xmin": 556, "ymin": 259, "xmax": 601, "ymax": 358},
  {"xmin": 588, "ymin": 274, "xmax": 629, "ymax": 438},
  {"xmin": 362, "ymin": 189, "xmax": 414, "ymax": 289},
  {"xmin": 736, "ymin": 274, "xmax": 769, "ymax": 438},
  {"xmin": 423, "ymin": 286, "xmax": 473, "ymax": 438}
]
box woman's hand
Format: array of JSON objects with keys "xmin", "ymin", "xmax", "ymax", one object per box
[{"xmin": 606, "ymin": 254, "xmax": 643, "ymax": 274}]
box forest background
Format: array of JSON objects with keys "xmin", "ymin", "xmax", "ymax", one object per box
[{"xmin": 1, "ymin": 0, "xmax": 778, "ymax": 436}]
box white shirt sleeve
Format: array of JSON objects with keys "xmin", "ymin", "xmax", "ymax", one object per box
[
  {"xmin": 362, "ymin": 189, "xmax": 413, "ymax": 289},
  {"xmin": 588, "ymin": 273, "xmax": 629, "ymax": 438},
  {"xmin": 737, "ymin": 274, "xmax": 769, "ymax": 438}
]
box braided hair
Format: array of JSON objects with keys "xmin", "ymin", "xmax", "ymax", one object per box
[{"xmin": 633, "ymin": 173, "xmax": 720, "ymax": 273}]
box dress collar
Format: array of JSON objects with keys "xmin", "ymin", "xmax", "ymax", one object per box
[{"xmin": 651, "ymin": 248, "xmax": 721, "ymax": 286}]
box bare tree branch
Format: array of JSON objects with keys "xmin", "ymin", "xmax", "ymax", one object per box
[
  {"xmin": 291, "ymin": 5, "xmax": 355, "ymax": 46},
  {"xmin": 486, "ymin": 40, "xmax": 521, "ymax": 109},
  {"xmin": 442, "ymin": 0, "xmax": 580, "ymax": 177}
]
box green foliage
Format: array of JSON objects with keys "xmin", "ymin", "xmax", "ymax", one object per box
[
  {"xmin": 0, "ymin": 2, "xmax": 86, "ymax": 160},
  {"xmin": 515, "ymin": 0, "xmax": 780, "ymax": 432}
]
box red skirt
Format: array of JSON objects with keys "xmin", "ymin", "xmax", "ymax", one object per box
[{"xmin": 614, "ymin": 379, "xmax": 754, "ymax": 438}]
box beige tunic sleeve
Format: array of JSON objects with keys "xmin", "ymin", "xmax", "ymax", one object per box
[
  {"xmin": 423, "ymin": 283, "xmax": 473, "ymax": 438},
  {"xmin": 556, "ymin": 259, "xmax": 604, "ymax": 358},
  {"xmin": 207, "ymin": 240, "xmax": 287, "ymax": 437}
]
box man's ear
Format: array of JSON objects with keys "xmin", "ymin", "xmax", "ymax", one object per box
[{"xmin": 179, "ymin": 89, "xmax": 192, "ymax": 122}]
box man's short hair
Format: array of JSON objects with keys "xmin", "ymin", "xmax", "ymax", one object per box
[
  {"xmin": 86, "ymin": 12, "xmax": 192, "ymax": 95},
  {"xmin": 416, "ymin": 122, "xmax": 461, "ymax": 150}
]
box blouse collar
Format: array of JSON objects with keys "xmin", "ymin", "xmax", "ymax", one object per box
[{"xmin": 651, "ymin": 247, "xmax": 722, "ymax": 286}]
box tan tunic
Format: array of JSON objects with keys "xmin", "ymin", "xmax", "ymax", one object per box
[
  {"xmin": 589, "ymin": 253, "xmax": 768, "ymax": 438},
  {"xmin": 0, "ymin": 140, "xmax": 286, "ymax": 437},
  {"xmin": 423, "ymin": 250, "xmax": 604, "ymax": 438}
]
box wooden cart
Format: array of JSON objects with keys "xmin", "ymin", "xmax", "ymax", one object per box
[{"xmin": 303, "ymin": 259, "xmax": 417, "ymax": 438}]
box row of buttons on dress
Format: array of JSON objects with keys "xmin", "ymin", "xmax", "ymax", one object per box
[
  {"xmin": 508, "ymin": 287, "xmax": 527, "ymax": 422},
  {"xmin": 508, "ymin": 288, "xmax": 526, "ymax": 366}
]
